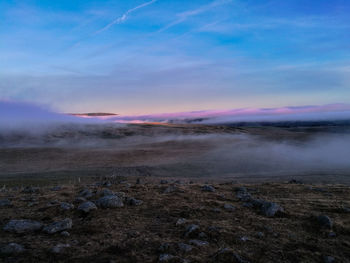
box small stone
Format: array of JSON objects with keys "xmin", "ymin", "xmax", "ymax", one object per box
[
  {"xmin": 22, "ymin": 186, "xmax": 40, "ymax": 194},
  {"xmin": 0, "ymin": 243, "xmax": 25, "ymax": 254},
  {"xmin": 189, "ymin": 239, "xmax": 209, "ymax": 247},
  {"xmin": 96, "ymin": 195, "xmax": 124, "ymax": 208},
  {"xmin": 184, "ymin": 224, "xmax": 200, "ymax": 237},
  {"xmin": 78, "ymin": 188, "xmax": 93, "ymax": 199},
  {"xmin": 51, "ymin": 244, "xmax": 70, "ymax": 254},
  {"xmin": 160, "ymin": 180, "xmax": 168, "ymax": 184},
  {"xmin": 61, "ymin": 231, "xmax": 70, "ymax": 237},
  {"xmin": 43, "ymin": 218, "xmax": 72, "ymax": 234},
  {"xmin": 212, "ymin": 208, "xmax": 221, "ymax": 213},
  {"xmin": 0, "ymin": 198, "xmax": 12, "ymax": 207},
  {"xmin": 50, "ymin": 186, "xmax": 62, "ymax": 191},
  {"xmin": 343, "ymin": 207, "xmax": 350, "ymax": 213},
  {"xmin": 158, "ymin": 243, "xmax": 171, "ymax": 253},
  {"xmin": 99, "ymin": 188, "xmax": 114, "ymax": 196},
  {"xmin": 78, "ymin": 201, "xmax": 97, "ymax": 213},
  {"xmin": 236, "ymin": 188, "xmax": 251, "ymax": 201},
  {"xmin": 288, "ymin": 179, "xmax": 303, "ymax": 184},
  {"xmin": 158, "ymin": 254, "xmax": 175, "ymax": 262},
  {"xmin": 163, "ymin": 185, "xmax": 178, "ymax": 194},
  {"xmin": 178, "ymin": 243, "xmax": 192, "ymax": 253},
  {"xmin": 328, "ymin": 232, "xmax": 336, "ymax": 238},
  {"xmin": 198, "ymin": 232, "xmax": 207, "ymax": 239},
  {"xmin": 202, "ymin": 185, "xmax": 215, "ymax": 192},
  {"xmin": 324, "ymin": 256, "xmax": 335, "ymax": 263},
  {"xmin": 212, "ymin": 248, "xmax": 249, "ymax": 263},
  {"xmin": 240, "ymin": 236, "xmax": 249, "ymax": 242},
  {"xmin": 115, "ymin": 192, "xmax": 126, "ymax": 199},
  {"xmin": 126, "ymin": 197, "xmax": 143, "ymax": 206},
  {"xmin": 176, "ymin": 218, "xmax": 187, "ymax": 226},
  {"xmin": 103, "ymin": 181, "xmax": 112, "ymax": 187},
  {"xmin": 235, "ymin": 187, "xmax": 247, "ymax": 192},
  {"xmin": 224, "ymin": 204, "xmax": 235, "ymax": 212},
  {"xmin": 60, "ymin": 202, "xmax": 74, "ymax": 211},
  {"xmin": 260, "ymin": 202, "xmax": 284, "ymax": 217},
  {"xmin": 74, "ymin": 197, "xmax": 87, "ymax": 203},
  {"xmin": 28, "ymin": 201, "xmax": 39, "ymax": 207},
  {"xmin": 3, "ymin": 219, "xmax": 43, "ymax": 233},
  {"xmin": 317, "ymin": 215, "xmax": 333, "ymax": 229},
  {"xmin": 256, "ymin": 232, "xmax": 264, "ymax": 238}
]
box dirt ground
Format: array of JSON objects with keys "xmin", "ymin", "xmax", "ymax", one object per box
[{"xmin": 0, "ymin": 176, "xmax": 350, "ymax": 262}]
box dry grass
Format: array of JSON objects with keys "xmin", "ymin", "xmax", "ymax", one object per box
[{"xmin": 1, "ymin": 177, "xmax": 350, "ymax": 262}]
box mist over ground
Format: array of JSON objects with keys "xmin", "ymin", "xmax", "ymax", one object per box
[{"xmin": 1, "ymin": 100, "xmax": 350, "ymax": 183}]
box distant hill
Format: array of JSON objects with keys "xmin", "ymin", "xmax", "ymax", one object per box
[{"xmin": 70, "ymin": 113, "xmax": 118, "ymax": 117}]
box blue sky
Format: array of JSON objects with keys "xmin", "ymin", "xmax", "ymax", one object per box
[{"xmin": 1, "ymin": 0, "xmax": 349, "ymax": 114}]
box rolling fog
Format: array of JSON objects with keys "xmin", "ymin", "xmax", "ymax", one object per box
[{"xmin": 1, "ymin": 101, "xmax": 350, "ymax": 182}]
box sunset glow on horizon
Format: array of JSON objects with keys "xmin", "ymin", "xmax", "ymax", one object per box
[{"xmin": 1, "ymin": 0, "xmax": 350, "ymax": 114}]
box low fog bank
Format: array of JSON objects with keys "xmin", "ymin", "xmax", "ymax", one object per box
[
  {"xmin": 0, "ymin": 101, "xmax": 112, "ymax": 135},
  {"xmin": 191, "ymin": 134, "xmax": 350, "ymax": 178}
]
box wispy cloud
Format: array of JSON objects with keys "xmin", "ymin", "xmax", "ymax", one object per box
[
  {"xmin": 94, "ymin": 0, "xmax": 157, "ymax": 35},
  {"xmin": 158, "ymin": 0, "xmax": 232, "ymax": 32}
]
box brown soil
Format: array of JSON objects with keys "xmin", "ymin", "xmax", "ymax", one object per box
[{"xmin": 1, "ymin": 177, "xmax": 350, "ymax": 262}]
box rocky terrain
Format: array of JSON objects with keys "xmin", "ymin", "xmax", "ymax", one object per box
[{"xmin": 1, "ymin": 175, "xmax": 350, "ymax": 262}]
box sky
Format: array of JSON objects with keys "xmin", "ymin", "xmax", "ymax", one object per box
[{"xmin": 1, "ymin": 0, "xmax": 350, "ymax": 115}]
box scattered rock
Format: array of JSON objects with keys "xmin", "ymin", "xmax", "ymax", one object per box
[
  {"xmin": 288, "ymin": 179, "xmax": 303, "ymax": 184},
  {"xmin": 235, "ymin": 187, "xmax": 247, "ymax": 192},
  {"xmin": 212, "ymin": 208, "xmax": 221, "ymax": 213},
  {"xmin": 50, "ymin": 186, "xmax": 62, "ymax": 191},
  {"xmin": 178, "ymin": 243, "xmax": 192, "ymax": 253},
  {"xmin": 99, "ymin": 188, "xmax": 114, "ymax": 196},
  {"xmin": 202, "ymin": 185, "xmax": 215, "ymax": 192},
  {"xmin": 46, "ymin": 200, "xmax": 60, "ymax": 207},
  {"xmin": 61, "ymin": 231, "xmax": 70, "ymax": 237},
  {"xmin": 74, "ymin": 197, "xmax": 87, "ymax": 204},
  {"xmin": 240, "ymin": 236, "xmax": 249, "ymax": 242},
  {"xmin": 126, "ymin": 197, "xmax": 143, "ymax": 206},
  {"xmin": 22, "ymin": 186, "xmax": 40, "ymax": 194},
  {"xmin": 158, "ymin": 243, "xmax": 171, "ymax": 253},
  {"xmin": 78, "ymin": 188, "xmax": 93, "ymax": 199},
  {"xmin": 224, "ymin": 204, "xmax": 236, "ymax": 212},
  {"xmin": 28, "ymin": 201, "xmax": 39, "ymax": 207},
  {"xmin": 115, "ymin": 192, "xmax": 126, "ymax": 199},
  {"xmin": 198, "ymin": 232, "xmax": 208, "ymax": 239},
  {"xmin": 51, "ymin": 244, "xmax": 70, "ymax": 254},
  {"xmin": 212, "ymin": 248, "xmax": 249, "ymax": 263},
  {"xmin": 43, "ymin": 218, "xmax": 72, "ymax": 234},
  {"xmin": 60, "ymin": 202, "xmax": 74, "ymax": 211},
  {"xmin": 159, "ymin": 254, "xmax": 175, "ymax": 262},
  {"xmin": 96, "ymin": 195, "xmax": 124, "ymax": 208},
  {"xmin": 256, "ymin": 232, "xmax": 265, "ymax": 238},
  {"xmin": 317, "ymin": 215, "xmax": 333, "ymax": 229},
  {"xmin": 324, "ymin": 256, "xmax": 335, "ymax": 263},
  {"xmin": 3, "ymin": 219, "xmax": 43, "ymax": 233},
  {"xmin": 0, "ymin": 243, "xmax": 25, "ymax": 254},
  {"xmin": 136, "ymin": 178, "xmax": 143, "ymax": 184},
  {"xmin": 163, "ymin": 186, "xmax": 178, "ymax": 194},
  {"xmin": 78, "ymin": 201, "xmax": 97, "ymax": 213},
  {"xmin": 235, "ymin": 187, "xmax": 251, "ymax": 201},
  {"xmin": 328, "ymin": 232, "xmax": 336, "ymax": 238},
  {"xmin": 184, "ymin": 224, "xmax": 200, "ymax": 238},
  {"xmin": 176, "ymin": 218, "xmax": 187, "ymax": 226},
  {"xmin": 189, "ymin": 239, "xmax": 209, "ymax": 247},
  {"xmin": 342, "ymin": 207, "xmax": 350, "ymax": 213},
  {"xmin": 0, "ymin": 198, "xmax": 12, "ymax": 207},
  {"xmin": 260, "ymin": 201, "xmax": 284, "ymax": 217},
  {"xmin": 102, "ymin": 181, "xmax": 112, "ymax": 187}
]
